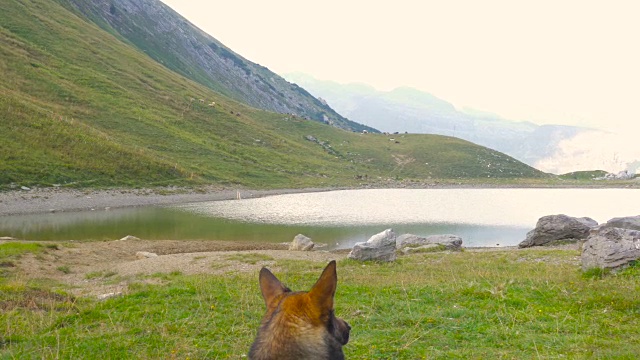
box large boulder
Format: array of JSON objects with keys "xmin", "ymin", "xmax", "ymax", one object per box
[
  {"xmin": 581, "ymin": 227, "xmax": 640, "ymax": 271},
  {"xmin": 396, "ymin": 234, "xmax": 463, "ymax": 252},
  {"xmin": 600, "ymin": 215, "xmax": 640, "ymax": 231},
  {"xmin": 348, "ymin": 229, "xmax": 397, "ymax": 262},
  {"xmin": 519, "ymin": 214, "xmax": 597, "ymax": 248},
  {"xmin": 289, "ymin": 234, "xmax": 315, "ymax": 251}
]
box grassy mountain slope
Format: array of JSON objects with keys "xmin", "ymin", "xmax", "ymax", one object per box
[
  {"xmin": 55, "ymin": 0, "xmax": 375, "ymax": 133},
  {"xmin": 0, "ymin": 0, "xmax": 547, "ymax": 189}
]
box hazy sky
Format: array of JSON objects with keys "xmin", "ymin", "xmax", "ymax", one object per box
[{"xmin": 158, "ymin": 0, "xmax": 638, "ymax": 137}]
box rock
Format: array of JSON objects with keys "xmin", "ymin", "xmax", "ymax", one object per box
[
  {"xmin": 401, "ymin": 244, "xmax": 447, "ymax": 255},
  {"xmin": 601, "ymin": 215, "xmax": 640, "ymax": 231},
  {"xmin": 396, "ymin": 234, "xmax": 463, "ymax": 251},
  {"xmin": 0, "ymin": 236, "xmax": 16, "ymax": 241},
  {"xmin": 348, "ymin": 229, "xmax": 397, "ymax": 262},
  {"xmin": 97, "ymin": 292, "xmax": 122, "ymax": 300},
  {"xmin": 289, "ymin": 234, "xmax": 315, "ymax": 251},
  {"xmin": 20, "ymin": 186, "xmax": 31, "ymax": 191},
  {"xmin": 519, "ymin": 214, "xmax": 598, "ymax": 248},
  {"xmin": 596, "ymin": 170, "xmax": 635, "ymax": 180},
  {"xmin": 135, "ymin": 251, "xmax": 158, "ymax": 259},
  {"xmin": 581, "ymin": 227, "xmax": 640, "ymax": 271},
  {"xmin": 119, "ymin": 235, "xmax": 140, "ymax": 241}
]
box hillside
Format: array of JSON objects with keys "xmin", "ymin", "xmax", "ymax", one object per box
[
  {"xmin": 0, "ymin": 0, "xmax": 547, "ymax": 189},
  {"xmin": 284, "ymin": 73, "xmax": 606, "ymax": 173},
  {"xmin": 54, "ymin": 0, "xmax": 375, "ymax": 133}
]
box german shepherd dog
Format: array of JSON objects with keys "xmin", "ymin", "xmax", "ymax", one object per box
[{"xmin": 248, "ymin": 260, "xmax": 350, "ymax": 360}]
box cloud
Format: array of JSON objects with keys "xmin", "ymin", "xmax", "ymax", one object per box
[{"xmin": 535, "ymin": 130, "xmax": 640, "ymax": 174}]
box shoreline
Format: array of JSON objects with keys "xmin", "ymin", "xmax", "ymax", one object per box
[
  {"xmin": 0, "ymin": 186, "xmax": 336, "ymax": 217},
  {"xmin": 0, "ymin": 183, "xmax": 637, "ymax": 217}
]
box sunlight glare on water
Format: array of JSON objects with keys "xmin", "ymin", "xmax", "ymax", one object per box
[{"xmin": 177, "ymin": 188, "xmax": 640, "ymax": 227}]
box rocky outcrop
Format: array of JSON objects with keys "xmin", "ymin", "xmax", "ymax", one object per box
[
  {"xmin": 348, "ymin": 229, "xmax": 397, "ymax": 262},
  {"xmin": 600, "ymin": 215, "xmax": 640, "ymax": 231},
  {"xmin": 289, "ymin": 234, "xmax": 315, "ymax": 251},
  {"xmin": 519, "ymin": 214, "xmax": 597, "ymax": 248},
  {"xmin": 396, "ymin": 234, "xmax": 463, "ymax": 253},
  {"xmin": 581, "ymin": 227, "xmax": 640, "ymax": 271}
]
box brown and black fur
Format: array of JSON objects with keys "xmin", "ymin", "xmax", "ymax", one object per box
[{"xmin": 248, "ymin": 260, "xmax": 350, "ymax": 360}]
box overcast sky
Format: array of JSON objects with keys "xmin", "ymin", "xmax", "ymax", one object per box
[{"xmin": 159, "ymin": 0, "xmax": 638, "ymax": 137}]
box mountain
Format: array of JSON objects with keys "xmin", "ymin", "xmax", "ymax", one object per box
[
  {"xmin": 55, "ymin": 0, "xmax": 376, "ymax": 133},
  {"xmin": 0, "ymin": 0, "xmax": 547, "ymax": 189},
  {"xmin": 284, "ymin": 73, "xmax": 610, "ymax": 174}
]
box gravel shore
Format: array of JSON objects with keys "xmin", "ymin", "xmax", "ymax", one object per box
[{"xmin": 0, "ymin": 187, "xmax": 331, "ymax": 216}]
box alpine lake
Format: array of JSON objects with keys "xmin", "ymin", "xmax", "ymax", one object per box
[{"xmin": 2, "ymin": 188, "xmax": 639, "ymax": 250}]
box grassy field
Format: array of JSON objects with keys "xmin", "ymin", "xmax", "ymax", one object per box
[{"xmin": 1, "ymin": 243, "xmax": 639, "ymax": 359}]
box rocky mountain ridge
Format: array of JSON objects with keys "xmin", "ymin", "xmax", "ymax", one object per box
[{"xmin": 58, "ymin": 0, "xmax": 375, "ymax": 133}]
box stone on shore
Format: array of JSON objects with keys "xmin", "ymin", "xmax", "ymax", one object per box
[
  {"xmin": 519, "ymin": 214, "xmax": 597, "ymax": 248},
  {"xmin": 289, "ymin": 234, "xmax": 315, "ymax": 251},
  {"xmin": 135, "ymin": 251, "xmax": 158, "ymax": 259},
  {"xmin": 581, "ymin": 227, "xmax": 640, "ymax": 271},
  {"xmin": 119, "ymin": 235, "xmax": 140, "ymax": 241},
  {"xmin": 396, "ymin": 234, "xmax": 463, "ymax": 252},
  {"xmin": 348, "ymin": 229, "xmax": 397, "ymax": 262}
]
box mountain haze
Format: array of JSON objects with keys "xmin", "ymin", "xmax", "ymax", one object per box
[
  {"xmin": 0, "ymin": 0, "xmax": 547, "ymax": 189},
  {"xmin": 285, "ymin": 73, "xmax": 615, "ymax": 174}
]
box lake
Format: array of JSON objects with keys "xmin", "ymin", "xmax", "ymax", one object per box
[{"xmin": 1, "ymin": 188, "xmax": 638, "ymax": 249}]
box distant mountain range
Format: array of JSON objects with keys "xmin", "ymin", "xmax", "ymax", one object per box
[{"xmin": 284, "ymin": 73, "xmax": 628, "ymax": 174}]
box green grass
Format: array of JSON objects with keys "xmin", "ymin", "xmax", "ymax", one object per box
[
  {"xmin": 1, "ymin": 249, "xmax": 639, "ymax": 358},
  {"xmin": 0, "ymin": 0, "xmax": 549, "ymax": 191},
  {"xmin": 0, "ymin": 242, "xmax": 45, "ymax": 259}
]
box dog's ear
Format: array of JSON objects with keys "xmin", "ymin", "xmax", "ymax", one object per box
[
  {"xmin": 258, "ymin": 267, "xmax": 287, "ymax": 309},
  {"xmin": 308, "ymin": 260, "xmax": 338, "ymax": 312}
]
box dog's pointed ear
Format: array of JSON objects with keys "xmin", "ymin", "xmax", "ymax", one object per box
[
  {"xmin": 308, "ymin": 260, "xmax": 337, "ymax": 312},
  {"xmin": 258, "ymin": 267, "xmax": 287, "ymax": 307}
]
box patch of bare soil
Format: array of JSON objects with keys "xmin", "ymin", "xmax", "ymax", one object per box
[{"xmin": 10, "ymin": 240, "xmax": 348, "ymax": 298}]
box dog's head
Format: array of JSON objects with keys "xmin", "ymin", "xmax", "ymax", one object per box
[{"xmin": 250, "ymin": 261, "xmax": 350, "ymax": 359}]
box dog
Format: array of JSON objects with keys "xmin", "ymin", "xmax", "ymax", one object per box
[{"xmin": 248, "ymin": 260, "xmax": 350, "ymax": 360}]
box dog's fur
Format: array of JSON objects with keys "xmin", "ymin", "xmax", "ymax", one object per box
[{"xmin": 248, "ymin": 261, "xmax": 350, "ymax": 360}]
